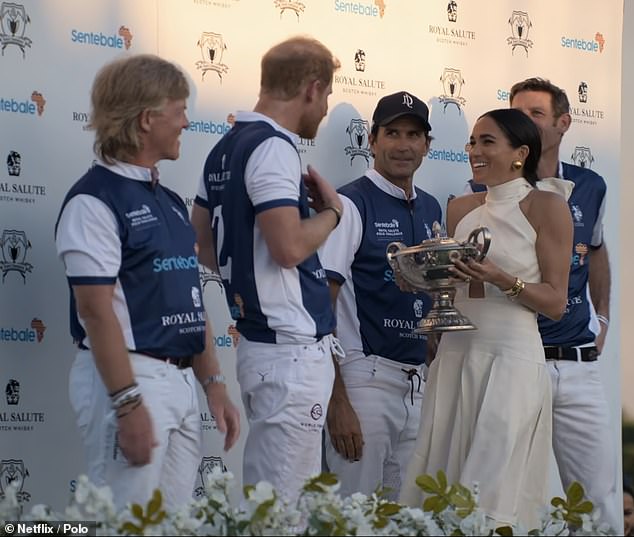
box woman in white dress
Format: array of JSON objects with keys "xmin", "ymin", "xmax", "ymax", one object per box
[{"xmin": 399, "ymin": 109, "xmax": 573, "ymax": 529}]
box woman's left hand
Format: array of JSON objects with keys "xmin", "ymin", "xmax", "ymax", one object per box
[{"xmin": 450, "ymin": 257, "xmax": 505, "ymax": 287}]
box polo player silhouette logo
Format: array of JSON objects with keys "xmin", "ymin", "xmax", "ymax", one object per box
[
  {"xmin": 194, "ymin": 456, "xmax": 227, "ymax": 496},
  {"xmin": 7, "ymin": 150, "xmax": 20, "ymax": 176},
  {"xmin": 195, "ymin": 32, "xmax": 229, "ymax": 82},
  {"xmin": 507, "ymin": 10, "xmax": 533, "ymax": 56},
  {"xmin": 571, "ymin": 146, "xmax": 595, "ymax": 169},
  {"xmin": 0, "ymin": 2, "xmax": 31, "ymax": 58},
  {"xmin": 354, "ymin": 49, "xmax": 366, "ymax": 72},
  {"xmin": 0, "ymin": 229, "xmax": 33, "ymax": 283},
  {"xmin": 274, "ymin": 0, "xmax": 305, "ymax": 20},
  {"xmin": 578, "ymin": 81, "xmax": 588, "ymax": 103},
  {"xmin": 0, "ymin": 459, "xmax": 30, "ymax": 503},
  {"xmin": 344, "ymin": 119, "xmax": 371, "ymax": 165},
  {"xmin": 5, "ymin": 379, "xmax": 19, "ymax": 405},
  {"xmin": 439, "ymin": 68, "xmax": 466, "ymax": 114},
  {"xmin": 447, "ymin": 0, "xmax": 457, "ymax": 22}
]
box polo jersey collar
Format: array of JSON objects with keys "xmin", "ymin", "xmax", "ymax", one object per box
[
  {"xmin": 366, "ymin": 168, "xmax": 417, "ymax": 201},
  {"xmin": 97, "ymin": 159, "xmax": 157, "ymax": 184},
  {"xmin": 235, "ymin": 111, "xmax": 300, "ymax": 146}
]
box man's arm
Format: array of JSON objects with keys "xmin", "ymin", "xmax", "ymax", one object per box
[
  {"xmin": 588, "ymin": 243, "xmax": 611, "ymax": 352},
  {"xmin": 73, "ymin": 284, "xmax": 156, "ymax": 466},
  {"xmin": 325, "ymin": 280, "xmax": 364, "ymax": 461},
  {"xmin": 192, "ymin": 318, "xmax": 240, "ymax": 451},
  {"xmin": 257, "ymin": 165, "xmax": 342, "ymax": 268},
  {"xmin": 191, "ymin": 203, "xmax": 218, "ymax": 272}
]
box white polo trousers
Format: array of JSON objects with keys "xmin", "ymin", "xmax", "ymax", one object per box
[
  {"xmin": 325, "ymin": 355, "xmax": 425, "ymax": 501},
  {"xmin": 548, "ymin": 359, "xmax": 620, "ymax": 531},
  {"xmin": 236, "ymin": 336, "xmax": 336, "ymax": 503},
  {"xmin": 69, "ymin": 350, "xmax": 202, "ymax": 510}
]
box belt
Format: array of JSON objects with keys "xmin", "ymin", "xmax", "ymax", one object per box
[
  {"xmin": 544, "ymin": 345, "xmax": 598, "ymax": 362},
  {"xmin": 77, "ymin": 343, "xmax": 193, "ymax": 369}
]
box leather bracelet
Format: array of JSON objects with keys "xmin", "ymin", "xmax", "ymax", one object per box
[
  {"xmin": 503, "ymin": 277, "xmax": 525, "ymax": 299},
  {"xmin": 322, "ymin": 206, "xmax": 342, "ymax": 228},
  {"xmin": 202, "ymin": 374, "xmax": 226, "ymax": 390}
]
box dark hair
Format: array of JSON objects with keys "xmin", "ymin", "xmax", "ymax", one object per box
[
  {"xmin": 625, "ymin": 475, "xmax": 634, "ymax": 498},
  {"xmin": 510, "ymin": 77, "xmax": 570, "ymax": 118},
  {"xmin": 478, "ymin": 108, "xmax": 541, "ymax": 186}
]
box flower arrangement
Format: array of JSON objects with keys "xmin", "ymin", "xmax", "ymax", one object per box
[{"xmin": 0, "ymin": 470, "xmax": 614, "ymax": 536}]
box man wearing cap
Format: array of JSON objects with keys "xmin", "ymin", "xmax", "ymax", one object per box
[{"xmin": 319, "ymin": 91, "xmax": 441, "ymax": 500}]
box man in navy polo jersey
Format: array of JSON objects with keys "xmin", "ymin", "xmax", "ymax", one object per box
[
  {"xmin": 466, "ymin": 77, "xmax": 617, "ymax": 530},
  {"xmin": 191, "ymin": 36, "xmax": 343, "ymax": 502},
  {"xmin": 55, "ymin": 54, "xmax": 240, "ymax": 511},
  {"xmin": 320, "ymin": 91, "xmax": 442, "ymax": 500}
]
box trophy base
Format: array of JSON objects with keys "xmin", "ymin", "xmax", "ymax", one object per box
[
  {"xmin": 413, "ymin": 287, "xmax": 477, "ymax": 333},
  {"xmin": 414, "ymin": 309, "xmax": 477, "ymax": 333}
]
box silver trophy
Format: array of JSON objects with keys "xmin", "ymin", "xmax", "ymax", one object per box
[{"xmin": 386, "ymin": 223, "xmax": 491, "ymax": 333}]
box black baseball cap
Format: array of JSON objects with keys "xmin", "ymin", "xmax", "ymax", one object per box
[{"xmin": 372, "ymin": 91, "xmax": 432, "ymax": 131}]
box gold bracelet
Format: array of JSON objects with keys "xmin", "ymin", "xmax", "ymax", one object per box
[{"xmin": 503, "ymin": 277, "xmax": 525, "ymax": 298}]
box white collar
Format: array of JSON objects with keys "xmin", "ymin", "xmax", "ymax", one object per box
[
  {"xmin": 97, "ymin": 159, "xmax": 156, "ymax": 183},
  {"xmin": 365, "ymin": 168, "xmax": 417, "ymax": 200},
  {"xmin": 235, "ymin": 111, "xmax": 300, "ymax": 146}
]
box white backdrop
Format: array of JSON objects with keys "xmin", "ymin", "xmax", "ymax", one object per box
[{"xmin": 0, "ymin": 0, "xmax": 623, "ymax": 512}]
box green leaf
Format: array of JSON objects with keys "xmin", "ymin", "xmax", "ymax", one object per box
[
  {"xmin": 437, "ymin": 470, "xmax": 448, "ymax": 492},
  {"xmin": 147, "ymin": 489, "xmax": 162, "ymax": 516},
  {"xmin": 423, "ymin": 495, "xmax": 440, "ymax": 512},
  {"xmin": 566, "ymin": 481, "xmax": 584, "ymax": 505},
  {"xmin": 130, "ymin": 503, "xmax": 144, "ymax": 520},
  {"xmin": 495, "ymin": 525, "xmax": 514, "ymax": 536},
  {"xmin": 243, "ymin": 484, "xmax": 255, "ymax": 497},
  {"xmin": 416, "ymin": 474, "xmax": 440, "ymax": 494},
  {"xmin": 119, "ymin": 522, "xmax": 143, "ymax": 535},
  {"xmin": 376, "ymin": 503, "xmax": 401, "ymax": 517},
  {"xmin": 575, "ymin": 500, "xmax": 594, "ymax": 514},
  {"xmin": 551, "ymin": 497, "xmax": 566, "ymax": 508}
]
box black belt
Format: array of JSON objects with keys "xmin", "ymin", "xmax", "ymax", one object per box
[
  {"xmin": 77, "ymin": 343, "xmax": 193, "ymax": 369},
  {"xmin": 544, "ymin": 345, "xmax": 598, "ymax": 362}
]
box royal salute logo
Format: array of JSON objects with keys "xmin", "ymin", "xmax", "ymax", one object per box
[
  {"xmin": 2, "ymin": 151, "xmax": 48, "ymax": 205},
  {"xmin": 344, "ymin": 119, "xmax": 371, "ymax": 165},
  {"xmin": 439, "ymin": 68, "xmax": 466, "ymax": 114},
  {"xmin": 429, "ymin": 1, "xmax": 475, "ymax": 45},
  {"xmin": 354, "ymin": 49, "xmax": 365, "ymax": 72},
  {"xmin": 195, "ymin": 32, "xmax": 229, "ymax": 82},
  {"xmin": 5, "ymin": 379, "xmax": 19, "ymax": 405},
  {"xmin": 578, "ymin": 81, "xmax": 588, "ymax": 103},
  {"xmin": 413, "ymin": 299, "xmax": 424, "ymax": 319},
  {"xmin": 334, "ymin": 49, "xmax": 386, "ymax": 97},
  {"xmin": 507, "ymin": 10, "xmax": 533, "ymax": 56},
  {"xmin": 274, "ymin": 0, "xmax": 305, "ymax": 20},
  {"xmin": 447, "ymin": 0, "xmax": 457, "ymax": 22},
  {"xmin": 194, "ymin": 0, "xmax": 240, "ymax": 8},
  {"xmin": 0, "ymin": 229, "xmax": 32, "ymax": 283},
  {"xmin": 0, "ymin": 459, "xmax": 30, "ymax": 504},
  {"xmin": 570, "ymin": 82, "xmax": 605, "ymax": 127},
  {"xmin": 571, "ymin": 146, "xmax": 595, "ymax": 169},
  {"xmin": 1, "ymin": 378, "xmax": 46, "ymax": 433},
  {"xmin": 0, "ymin": 2, "xmax": 31, "ymax": 58},
  {"xmin": 6, "ymin": 150, "xmax": 19, "ymax": 176},
  {"xmin": 194, "ymin": 456, "xmax": 227, "ymax": 496}
]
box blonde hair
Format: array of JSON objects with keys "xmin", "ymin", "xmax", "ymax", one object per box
[
  {"xmin": 88, "ymin": 54, "xmax": 189, "ymax": 163},
  {"xmin": 260, "ymin": 36, "xmax": 340, "ymax": 100}
]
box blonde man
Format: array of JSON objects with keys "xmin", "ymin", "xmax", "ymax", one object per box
[{"xmin": 55, "ymin": 54, "xmax": 239, "ymax": 510}]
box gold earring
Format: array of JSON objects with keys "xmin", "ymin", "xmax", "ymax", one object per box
[{"xmin": 512, "ymin": 160, "xmax": 523, "ymax": 170}]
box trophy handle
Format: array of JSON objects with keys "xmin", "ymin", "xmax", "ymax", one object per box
[
  {"xmin": 466, "ymin": 227, "xmax": 491, "ymax": 262},
  {"xmin": 386, "ymin": 242, "xmax": 406, "ymax": 269}
]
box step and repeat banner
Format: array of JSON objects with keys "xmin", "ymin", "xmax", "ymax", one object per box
[{"xmin": 0, "ymin": 0, "xmax": 623, "ymax": 511}]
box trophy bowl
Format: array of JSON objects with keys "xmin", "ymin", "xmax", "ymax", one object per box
[{"xmin": 386, "ymin": 225, "xmax": 491, "ymax": 333}]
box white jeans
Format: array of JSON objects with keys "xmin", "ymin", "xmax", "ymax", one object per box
[
  {"xmin": 69, "ymin": 350, "xmax": 201, "ymax": 510},
  {"xmin": 236, "ymin": 336, "xmax": 336, "ymax": 503},
  {"xmin": 548, "ymin": 359, "xmax": 620, "ymax": 531},
  {"xmin": 325, "ymin": 355, "xmax": 425, "ymax": 501}
]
